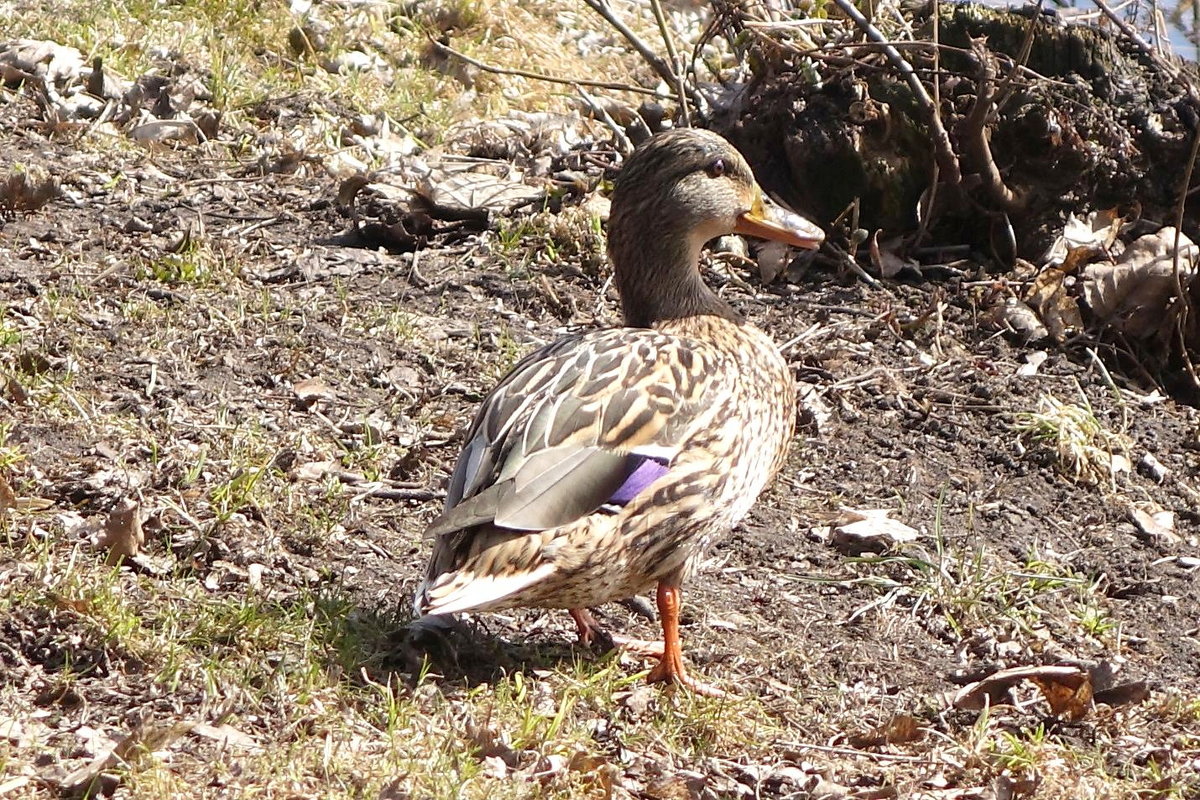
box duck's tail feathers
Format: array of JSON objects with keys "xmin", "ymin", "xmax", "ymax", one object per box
[{"xmin": 416, "ymin": 563, "xmax": 556, "ymax": 617}]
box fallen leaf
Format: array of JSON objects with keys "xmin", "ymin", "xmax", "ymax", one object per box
[
  {"xmin": 797, "ymin": 380, "xmax": 831, "ymax": 433},
  {"xmin": 1137, "ymin": 453, "xmax": 1170, "ymax": 483},
  {"xmin": 0, "ymin": 476, "xmax": 15, "ymax": 513},
  {"xmin": 1016, "ymin": 351, "xmax": 1048, "ymax": 376},
  {"xmin": 17, "ymin": 351, "xmax": 52, "ymax": 375},
  {"xmin": 93, "ymin": 499, "xmax": 144, "ymax": 564},
  {"xmin": 128, "ymin": 118, "xmax": 200, "ymax": 144},
  {"xmin": 1082, "ymin": 227, "xmax": 1198, "ymax": 338},
  {"xmin": 848, "ymin": 713, "xmax": 923, "ymax": 747},
  {"xmin": 1042, "ymin": 208, "xmax": 1123, "ymax": 264},
  {"xmin": 418, "ymin": 168, "xmax": 543, "ymax": 217},
  {"xmin": 951, "ymin": 665, "xmax": 1092, "ymax": 720},
  {"xmin": 291, "ymin": 460, "xmax": 340, "ymax": 482},
  {"xmin": 1025, "ymin": 258, "xmax": 1087, "ymax": 343},
  {"xmin": 990, "ymin": 297, "xmax": 1048, "ymax": 342},
  {"xmin": 0, "ymin": 776, "xmax": 31, "ymax": 795},
  {"xmin": 3, "ymin": 376, "xmax": 30, "ymax": 404},
  {"xmin": 644, "ymin": 774, "xmax": 702, "ymax": 800},
  {"xmin": 822, "ymin": 508, "xmax": 920, "ymax": 554},
  {"xmin": 0, "ymin": 718, "xmax": 26, "ymax": 746},
  {"xmin": 190, "ymin": 722, "xmax": 263, "ymax": 752},
  {"xmin": 0, "ymin": 164, "xmax": 59, "ymax": 215},
  {"xmin": 293, "ymin": 377, "xmax": 337, "ymax": 409},
  {"xmin": 0, "ymin": 39, "xmax": 85, "ymax": 86},
  {"xmin": 1029, "ymin": 670, "xmax": 1092, "ymax": 721},
  {"xmin": 1127, "ymin": 502, "xmax": 1179, "ymax": 543}
]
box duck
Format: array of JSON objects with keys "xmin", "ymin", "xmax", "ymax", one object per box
[{"xmin": 414, "ymin": 128, "xmax": 824, "ymax": 695}]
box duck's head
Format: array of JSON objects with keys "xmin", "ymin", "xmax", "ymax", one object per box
[{"xmin": 607, "ymin": 128, "xmax": 824, "ymax": 327}]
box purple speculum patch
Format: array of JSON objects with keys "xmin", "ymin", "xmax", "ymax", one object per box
[{"xmin": 608, "ymin": 455, "xmax": 670, "ymax": 506}]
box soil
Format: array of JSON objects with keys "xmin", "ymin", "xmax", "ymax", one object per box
[{"xmin": 3, "ymin": 84, "xmax": 1200, "ymax": 796}]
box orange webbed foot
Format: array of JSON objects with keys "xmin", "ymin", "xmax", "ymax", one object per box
[{"xmin": 644, "ymin": 581, "xmax": 729, "ymax": 698}]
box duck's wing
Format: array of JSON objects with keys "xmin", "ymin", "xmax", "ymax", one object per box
[{"xmin": 424, "ymin": 327, "xmax": 729, "ymax": 540}]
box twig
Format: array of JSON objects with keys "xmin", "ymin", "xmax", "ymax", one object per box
[
  {"xmin": 573, "ymin": 84, "xmax": 635, "ymax": 154},
  {"xmin": 827, "ymin": 0, "xmax": 961, "ymax": 185},
  {"xmin": 728, "ymin": 743, "xmax": 936, "ymax": 764},
  {"xmin": 582, "ymin": 0, "xmax": 703, "ymax": 112},
  {"xmin": 1093, "ymin": 0, "xmax": 1198, "ymax": 101},
  {"xmin": 954, "ymin": 38, "xmax": 1026, "ymax": 214},
  {"xmin": 915, "ymin": 0, "xmax": 943, "ymax": 247},
  {"xmin": 648, "ymin": 0, "xmax": 691, "ymax": 126},
  {"xmin": 747, "ymin": 32, "xmax": 1074, "ymax": 89},
  {"xmin": 826, "ymin": 241, "xmax": 882, "ymax": 288},
  {"xmin": 360, "ymin": 487, "xmax": 440, "ymax": 502},
  {"xmin": 430, "ymin": 37, "xmax": 662, "ymax": 97}
]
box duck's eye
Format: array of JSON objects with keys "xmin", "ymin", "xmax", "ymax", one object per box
[{"xmin": 704, "ymin": 158, "xmax": 726, "ymax": 179}]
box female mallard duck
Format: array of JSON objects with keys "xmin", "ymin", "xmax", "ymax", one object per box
[{"xmin": 415, "ymin": 128, "xmax": 824, "ymax": 695}]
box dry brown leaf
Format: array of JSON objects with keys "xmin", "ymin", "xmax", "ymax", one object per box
[
  {"xmin": 17, "ymin": 351, "xmax": 52, "ymax": 375},
  {"xmin": 0, "ymin": 776, "xmax": 31, "ymax": 795},
  {"xmin": 95, "ymin": 499, "xmax": 144, "ymax": 565},
  {"xmin": 293, "ymin": 377, "xmax": 337, "ymax": 409},
  {"xmin": 0, "ymin": 718, "xmax": 27, "ymax": 746},
  {"xmin": 4, "ymin": 376, "xmax": 30, "ymax": 404},
  {"xmin": 128, "ymin": 118, "xmax": 200, "ymax": 144},
  {"xmin": 1043, "ymin": 208, "xmax": 1123, "ymax": 263},
  {"xmin": 644, "ymin": 774, "xmax": 701, "ymax": 800},
  {"xmin": 1082, "ymin": 227, "xmax": 1198, "ymax": 338},
  {"xmin": 1029, "ymin": 670, "xmax": 1092, "ymax": 721},
  {"xmin": 0, "ymin": 39, "xmax": 85, "ymax": 85},
  {"xmin": 952, "ymin": 665, "xmax": 1092, "ymax": 720},
  {"xmin": 0, "ymin": 476, "xmax": 52, "ymax": 514},
  {"xmin": 0, "ymin": 476, "xmax": 15, "ymax": 513},
  {"xmin": 848, "ymin": 714, "xmax": 923, "ymax": 747},
  {"xmin": 291, "ymin": 460, "xmax": 340, "ymax": 482},
  {"xmin": 1127, "ymin": 501, "xmax": 1179, "ymax": 543},
  {"xmin": 464, "ymin": 720, "xmax": 521, "ymax": 768},
  {"xmin": 418, "ymin": 169, "xmax": 543, "ymax": 216},
  {"xmin": 1025, "ymin": 259, "xmax": 1087, "ymax": 343},
  {"xmin": 989, "ymin": 297, "xmax": 1048, "ymax": 342}
]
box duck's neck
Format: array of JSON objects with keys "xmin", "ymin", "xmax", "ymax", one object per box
[{"xmin": 609, "ymin": 227, "xmax": 742, "ymax": 329}]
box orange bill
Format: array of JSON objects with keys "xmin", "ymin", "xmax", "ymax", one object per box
[{"xmin": 733, "ymin": 190, "xmax": 824, "ymax": 250}]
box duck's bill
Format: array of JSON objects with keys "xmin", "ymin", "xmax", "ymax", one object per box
[{"xmin": 734, "ymin": 195, "xmax": 825, "ymax": 250}]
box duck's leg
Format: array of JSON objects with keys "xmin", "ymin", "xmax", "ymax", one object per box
[
  {"xmin": 645, "ymin": 581, "xmax": 726, "ymax": 697},
  {"xmin": 569, "ymin": 608, "xmax": 609, "ymax": 648},
  {"xmin": 569, "ymin": 608, "xmax": 665, "ymax": 656}
]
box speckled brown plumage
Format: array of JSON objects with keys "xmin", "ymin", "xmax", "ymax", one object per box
[{"xmin": 415, "ymin": 128, "xmax": 824, "ymax": 694}]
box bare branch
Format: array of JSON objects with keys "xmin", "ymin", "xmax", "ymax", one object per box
[
  {"xmin": 1094, "ymin": 0, "xmax": 1199, "ymax": 102},
  {"xmin": 954, "ymin": 39, "xmax": 1026, "ymax": 214},
  {"xmin": 648, "ymin": 0, "xmax": 691, "ymax": 126},
  {"xmin": 582, "ymin": 0, "xmax": 703, "ymax": 114},
  {"xmin": 430, "ymin": 37, "xmax": 663, "ymax": 98},
  {"xmin": 826, "ymin": 0, "xmax": 961, "ymax": 185}
]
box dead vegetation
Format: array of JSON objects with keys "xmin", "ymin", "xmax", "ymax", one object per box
[{"xmin": 2, "ymin": 0, "xmax": 1200, "ymax": 798}]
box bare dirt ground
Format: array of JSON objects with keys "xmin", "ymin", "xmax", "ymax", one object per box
[{"xmin": 3, "ymin": 3, "xmax": 1200, "ymax": 799}]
